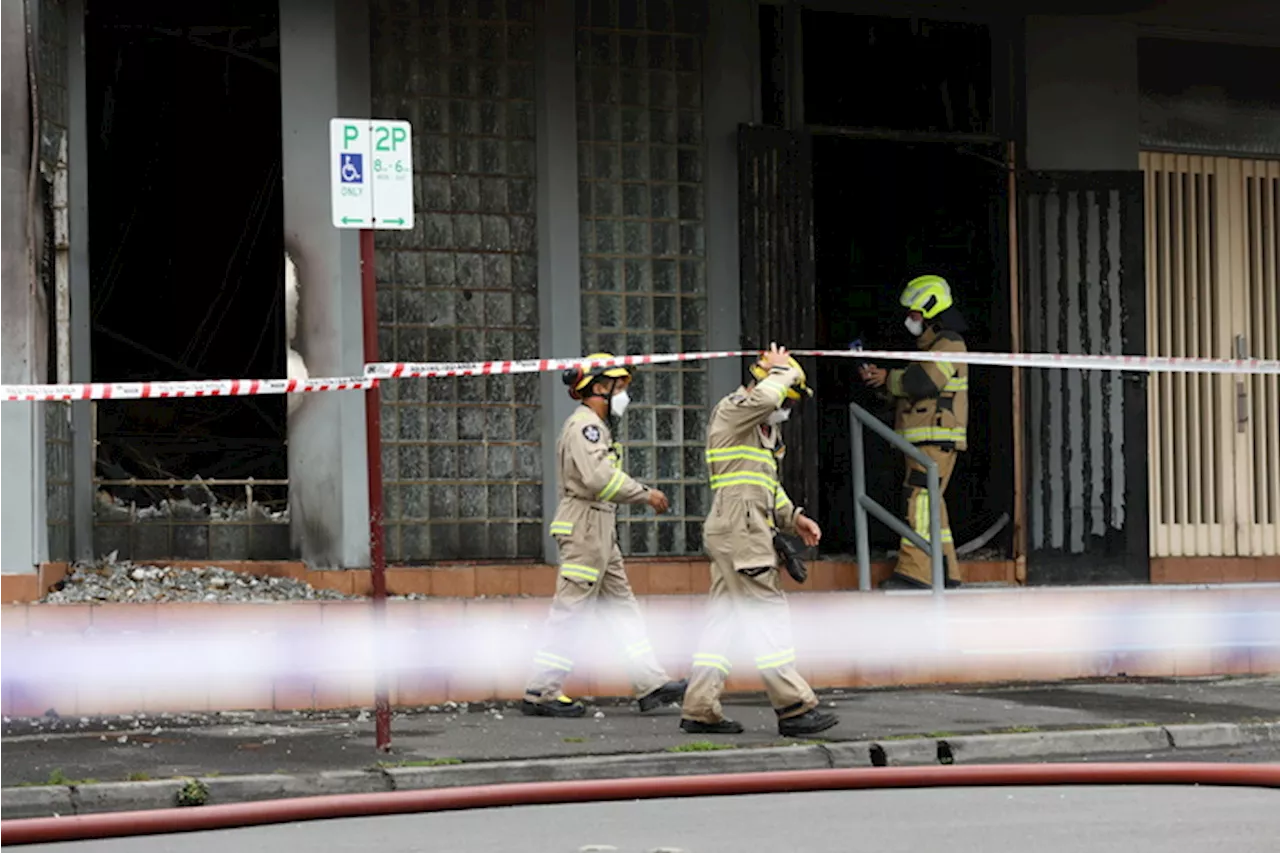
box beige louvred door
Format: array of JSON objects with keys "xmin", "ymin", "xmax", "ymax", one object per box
[{"xmin": 1142, "ymin": 153, "xmax": 1280, "ymax": 558}]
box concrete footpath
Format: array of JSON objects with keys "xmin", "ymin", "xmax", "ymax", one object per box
[{"xmin": 3, "ymin": 676, "xmax": 1278, "ymax": 819}]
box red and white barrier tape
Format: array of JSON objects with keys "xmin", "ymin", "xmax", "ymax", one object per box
[
  {"xmin": 1, "ymin": 376, "xmax": 376, "ymax": 403},
  {"xmin": 4, "ymin": 348, "xmax": 1277, "ymax": 402},
  {"xmin": 362, "ymin": 348, "xmax": 1280, "ymax": 380}
]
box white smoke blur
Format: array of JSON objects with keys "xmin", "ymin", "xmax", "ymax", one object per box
[
  {"xmin": 284, "ymin": 250, "xmax": 308, "ymax": 416},
  {"xmin": 3, "ymin": 588, "xmax": 1276, "ymax": 704}
]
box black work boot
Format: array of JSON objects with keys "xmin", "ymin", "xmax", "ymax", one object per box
[
  {"xmin": 638, "ymin": 679, "xmax": 688, "ymax": 713},
  {"xmin": 778, "ymin": 708, "xmax": 839, "ymax": 737},
  {"xmin": 520, "ymin": 695, "xmax": 587, "ymax": 718},
  {"xmin": 680, "ymin": 717, "xmax": 745, "ymax": 735}
]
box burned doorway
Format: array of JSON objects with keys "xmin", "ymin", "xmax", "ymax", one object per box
[
  {"xmin": 85, "ymin": 0, "xmax": 287, "ymax": 560},
  {"xmin": 812, "ymin": 136, "xmax": 1014, "ymax": 561},
  {"xmin": 753, "ymin": 6, "xmax": 1016, "ymax": 563}
]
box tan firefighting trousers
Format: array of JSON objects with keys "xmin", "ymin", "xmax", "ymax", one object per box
[
  {"xmin": 894, "ymin": 445, "xmax": 961, "ymax": 585},
  {"xmin": 524, "ymin": 508, "xmax": 669, "ymax": 704},
  {"xmin": 682, "ymin": 497, "xmax": 818, "ymax": 723}
]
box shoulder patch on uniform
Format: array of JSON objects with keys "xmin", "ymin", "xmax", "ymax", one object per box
[
  {"xmin": 582, "ymin": 424, "xmax": 601, "ymax": 443},
  {"xmin": 728, "ymin": 392, "xmax": 747, "ymax": 404}
]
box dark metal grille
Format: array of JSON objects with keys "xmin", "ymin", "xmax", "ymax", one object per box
[
  {"xmin": 1022, "ymin": 171, "xmax": 1148, "ymax": 583},
  {"xmin": 737, "ymin": 123, "xmax": 819, "ymax": 522}
]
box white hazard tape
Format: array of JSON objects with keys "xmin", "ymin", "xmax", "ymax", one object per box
[
  {"xmin": 3, "ymin": 348, "xmax": 1276, "ymax": 402},
  {"xmin": 1, "ymin": 376, "xmax": 376, "ymax": 403}
]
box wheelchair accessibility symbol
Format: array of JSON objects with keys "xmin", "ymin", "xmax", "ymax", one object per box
[{"xmin": 339, "ymin": 153, "xmax": 364, "ymax": 184}]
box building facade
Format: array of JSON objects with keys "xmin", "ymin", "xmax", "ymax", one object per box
[{"xmin": 2, "ymin": 0, "xmax": 1277, "ymax": 585}]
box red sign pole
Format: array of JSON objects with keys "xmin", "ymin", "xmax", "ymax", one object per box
[{"xmin": 360, "ymin": 227, "xmax": 391, "ymax": 752}]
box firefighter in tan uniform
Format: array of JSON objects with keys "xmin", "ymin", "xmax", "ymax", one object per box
[
  {"xmin": 521, "ymin": 354, "xmax": 688, "ymax": 718},
  {"xmin": 860, "ymin": 275, "xmax": 969, "ymax": 589},
  {"xmin": 680, "ymin": 344, "xmax": 839, "ymax": 738}
]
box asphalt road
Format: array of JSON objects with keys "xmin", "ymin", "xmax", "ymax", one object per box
[{"xmin": 17, "ymin": 784, "xmax": 1280, "ymax": 853}]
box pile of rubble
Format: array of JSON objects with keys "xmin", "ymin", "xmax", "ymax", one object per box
[{"xmin": 39, "ymin": 557, "xmax": 356, "ymax": 604}]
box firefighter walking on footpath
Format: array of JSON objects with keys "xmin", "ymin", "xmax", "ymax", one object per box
[
  {"xmin": 680, "ymin": 344, "xmax": 839, "ymax": 737},
  {"xmin": 859, "ymin": 274, "xmax": 969, "ymax": 589},
  {"xmin": 522, "ymin": 354, "xmax": 688, "ymax": 718}
]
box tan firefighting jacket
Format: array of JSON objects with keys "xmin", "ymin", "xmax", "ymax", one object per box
[
  {"xmin": 548, "ymin": 406, "xmax": 649, "ymax": 585},
  {"xmin": 701, "ymin": 363, "xmax": 804, "ymax": 572},
  {"xmin": 886, "ymin": 327, "xmax": 969, "ymax": 451}
]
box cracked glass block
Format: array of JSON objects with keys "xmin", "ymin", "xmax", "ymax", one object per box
[
  {"xmin": 460, "ymin": 445, "xmax": 486, "ymax": 480},
  {"xmin": 677, "ymin": 148, "xmax": 702, "ymax": 182},
  {"xmin": 481, "ymin": 215, "xmax": 511, "ymax": 250},
  {"xmin": 381, "ymin": 405, "xmax": 398, "ymax": 441},
  {"xmin": 489, "ymin": 483, "xmax": 515, "ymax": 518},
  {"xmin": 479, "ymin": 177, "xmax": 507, "ymax": 212},
  {"xmin": 621, "ymin": 184, "xmax": 648, "ymax": 217},
  {"xmin": 509, "ymin": 179, "xmax": 535, "ymax": 213},
  {"xmin": 425, "ymin": 135, "xmax": 452, "ymax": 172},
  {"xmin": 514, "ymin": 374, "xmax": 540, "ymax": 404},
  {"xmin": 377, "ymin": 290, "xmax": 397, "ymax": 324},
  {"xmin": 428, "ymin": 407, "xmax": 457, "ymax": 441},
  {"xmin": 649, "ymin": 109, "xmax": 676, "ymax": 144},
  {"xmin": 459, "ymin": 376, "xmax": 485, "ymax": 403},
  {"xmin": 623, "ymin": 258, "xmax": 650, "ymax": 292},
  {"xmin": 515, "ymin": 408, "xmax": 539, "ymax": 441},
  {"xmin": 516, "ymin": 445, "xmax": 541, "ymax": 479},
  {"xmin": 487, "ymin": 444, "xmax": 515, "ymax": 479},
  {"xmin": 484, "ymin": 329, "xmax": 514, "ymax": 359},
  {"xmin": 480, "ymin": 139, "xmax": 507, "ymax": 174},
  {"xmin": 450, "ymin": 99, "xmax": 477, "ymax": 134},
  {"xmin": 458, "ymin": 408, "xmax": 485, "ymax": 440},
  {"xmin": 427, "ymin": 328, "xmax": 457, "ymax": 361},
  {"xmin": 625, "ymin": 295, "xmax": 651, "ymax": 328},
  {"xmin": 509, "ymin": 101, "xmax": 535, "ymax": 138},
  {"xmin": 592, "ymin": 258, "xmax": 620, "ymax": 291},
  {"xmin": 683, "ymin": 446, "xmax": 706, "ymax": 480},
  {"xmin": 651, "ymin": 259, "xmax": 677, "ymax": 292},
  {"xmin": 623, "ymin": 222, "xmax": 649, "ymax": 255},
  {"xmin": 458, "ymin": 253, "xmax": 485, "ymax": 288},
  {"xmin": 402, "ymin": 484, "xmax": 430, "ymax": 520},
  {"xmin": 652, "ymin": 296, "xmax": 676, "ymax": 329},
  {"xmin": 485, "ymin": 406, "xmax": 514, "ymax": 440},
  {"xmin": 479, "ymin": 65, "xmax": 506, "ymax": 98},
  {"xmin": 429, "ymin": 445, "xmax": 458, "ymax": 478},
  {"xmin": 425, "ymin": 213, "xmax": 454, "ymax": 248},
  {"xmin": 400, "ymin": 445, "xmax": 427, "ymax": 479},
  {"xmin": 397, "ymin": 289, "xmax": 426, "ymax": 324},
  {"xmin": 510, "ymin": 216, "xmax": 537, "ymax": 251},
  {"xmin": 593, "ymin": 183, "xmax": 619, "ymax": 216},
  {"xmin": 512, "ymin": 254, "xmax": 537, "ymax": 292},
  {"xmin": 680, "ymin": 296, "xmax": 705, "ymax": 331},
  {"xmin": 627, "ymin": 446, "xmax": 654, "ymax": 479},
  {"xmin": 679, "ymin": 222, "xmax": 704, "ymax": 256},
  {"xmin": 459, "ymin": 485, "xmax": 487, "ymax": 518},
  {"xmin": 655, "ymin": 408, "xmax": 677, "ymax": 442},
  {"xmin": 397, "ymin": 327, "xmax": 426, "ymax": 361},
  {"xmin": 485, "ymin": 254, "xmax": 514, "ymax": 289},
  {"xmin": 381, "ymin": 443, "xmax": 399, "ymax": 480},
  {"xmin": 398, "ymin": 407, "xmax": 427, "ymax": 441},
  {"xmin": 430, "ymin": 485, "xmax": 459, "ymax": 519},
  {"xmin": 652, "ymin": 370, "xmax": 677, "ymax": 404},
  {"xmin": 650, "ymin": 221, "xmax": 674, "ymax": 256},
  {"xmin": 620, "ymin": 107, "xmax": 647, "ymax": 143},
  {"xmin": 679, "ymin": 259, "xmax": 704, "ymax": 293},
  {"xmin": 630, "ymin": 522, "xmax": 654, "ymax": 555},
  {"xmin": 513, "ymin": 292, "xmax": 538, "ymax": 328},
  {"xmin": 621, "ymin": 145, "xmax": 648, "ymax": 181},
  {"xmin": 423, "ymin": 173, "xmax": 452, "ymax": 209},
  {"xmin": 682, "ymin": 371, "xmax": 707, "ymax": 406},
  {"xmin": 594, "ymin": 219, "xmax": 621, "ymax": 254},
  {"xmin": 625, "ymin": 407, "xmax": 653, "ymax": 441},
  {"xmin": 517, "ymin": 484, "xmax": 541, "ymax": 518},
  {"xmin": 649, "ymin": 147, "xmax": 675, "ymax": 181},
  {"xmin": 657, "ymin": 521, "xmax": 683, "ymax": 555}
]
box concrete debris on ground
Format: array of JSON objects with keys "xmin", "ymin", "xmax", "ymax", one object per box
[{"xmin": 37, "ymin": 557, "xmax": 356, "ymax": 604}]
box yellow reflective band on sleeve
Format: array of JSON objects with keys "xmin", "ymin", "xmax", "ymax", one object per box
[
  {"xmin": 705, "ymin": 445, "xmax": 778, "ymax": 467},
  {"xmin": 560, "ymin": 563, "xmax": 602, "ymax": 583},
  {"xmin": 626, "ymin": 639, "xmax": 654, "ymax": 659},
  {"xmin": 549, "ymin": 520, "xmax": 574, "ymax": 536},
  {"xmin": 887, "ymin": 370, "xmax": 904, "ymax": 397},
  {"xmin": 533, "ymin": 651, "xmax": 574, "ymax": 672},
  {"xmin": 709, "ymin": 471, "xmax": 780, "ymax": 491},
  {"xmin": 692, "ymin": 653, "xmax": 732, "ymax": 675},
  {"xmin": 943, "ymin": 376, "xmax": 968, "ymax": 392},
  {"xmin": 756, "ymin": 379, "xmax": 788, "ymax": 404},
  {"xmin": 897, "ymin": 426, "xmax": 968, "ymax": 444},
  {"xmin": 935, "ymin": 360, "xmax": 957, "ymax": 379},
  {"xmin": 774, "ymin": 490, "xmax": 793, "ymax": 509},
  {"xmin": 598, "ymin": 469, "xmax": 626, "ymax": 501},
  {"xmin": 755, "ymin": 648, "xmax": 798, "ymax": 670}
]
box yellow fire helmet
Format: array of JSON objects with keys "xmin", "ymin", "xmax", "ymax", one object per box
[
  {"xmin": 748, "ymin": 353, "xmax": 814, "ymax": 402},
  {"xmin": 563, "ymin": 353, "xmax": 631, "ymax": 400},
  {"xmin": 899, "ymin": 274, "xmax": 954, "ymax": 319}
]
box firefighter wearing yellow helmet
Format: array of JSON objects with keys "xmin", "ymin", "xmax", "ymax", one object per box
[
  {"xmin": 680, "ymin": 343, "xmax": 839, "ymax": 738},
  {"xmin": 860, "ymin": 275, "xmax": 968, "ymax": 589},
  {"xmin": 522, "ymin": 353, "xmax": 688, "ymax": 717}
]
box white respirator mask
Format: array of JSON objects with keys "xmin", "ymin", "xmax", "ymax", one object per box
[
  {"xmin": 905, "ymin": 316, "xmax": 925, "ymax": 337},
  {"xmin": 767, "ymin": 407, "xmax": 792, "ymax": 425},
  {"xmin": 610, "ymin": 389, "xmax": 631, "ymax": 418}
]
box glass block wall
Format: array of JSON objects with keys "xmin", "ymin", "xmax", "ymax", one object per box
[
  {"xmin": 371, "ymin": 0, "xmax": 542, "ymax": 562},
  {"xmin": 576, "ymin": 0, "xmax": 710, "ymax": 556}
]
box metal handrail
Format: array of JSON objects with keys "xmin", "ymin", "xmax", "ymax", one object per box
[{"xmin": 849, "ymin": 402, "xmax": 945, "ymax": 594}]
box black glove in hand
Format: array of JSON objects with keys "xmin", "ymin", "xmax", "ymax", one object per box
[{"xmin": 773, "ymin": 533, "xmax": 807, "ymax": 584}]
